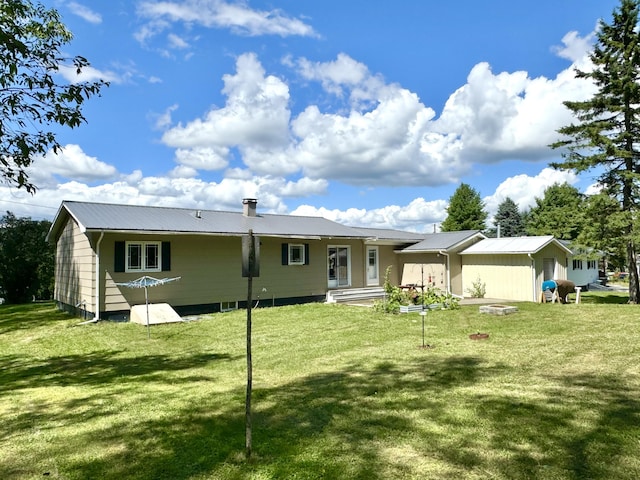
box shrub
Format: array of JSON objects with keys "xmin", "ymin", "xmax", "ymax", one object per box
[{"xmin": 466, "ymin": 276, "xmax": 486, "ymax": 298}]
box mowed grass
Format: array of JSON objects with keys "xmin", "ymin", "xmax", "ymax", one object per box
[{"xmin": 1, "ymin": 293, "xmax": 639, "ymax": 479}]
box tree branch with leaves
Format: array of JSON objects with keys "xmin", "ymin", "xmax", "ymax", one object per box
[{"xmin": 0, "ymin": 0, "xmax": 108, "ymax": 193}]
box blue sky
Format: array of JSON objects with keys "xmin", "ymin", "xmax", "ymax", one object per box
[{"xmin": 2, "ymin": 0, "xmax": 621, "ymax": 231}]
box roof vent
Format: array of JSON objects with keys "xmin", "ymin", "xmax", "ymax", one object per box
[
  {"xmin": 243, "ymin": 198, "xmax": 257, "ymax": 217},
  {"xmin": 195, "ymin": 210, "xmax": 202, "ymax": 219}
]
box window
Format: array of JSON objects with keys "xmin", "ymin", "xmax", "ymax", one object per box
[
  {"xmin": 288, "ymin": 244, "xmax": 305, "ymax": 265},
  {"xmin": 572, "ymin": 259, "xmax": 583, "ymax": 270},
  {"xmin": 220, "ymin": 301, "xmax": 237, "ymax": 312},
  {"xmin": 587, "ymin": 260, "xmax": 597, "ymax": 270},
  {"xmin": 282, "ymin": 243, "xmax": 309, "ymax": 265},
  {"xmin": 126, "ymin": 241, "xmax": 161, "ymax": 272}
]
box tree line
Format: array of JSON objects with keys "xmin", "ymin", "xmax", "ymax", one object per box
[
  {"xmin": 0, "ymin": 212, "xmax": 54, "ymax": 304},
  {"xmin": 440, "ymin": 182, "xmax": 626, "ymax": 271}
]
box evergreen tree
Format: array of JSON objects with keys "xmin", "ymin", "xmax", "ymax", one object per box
[
  {"xmin": 524, "ymin": 183, "xmax": 585, "ymax": 240},
  {"xmin": 492, "ymin": 197, "xmax": 525, "ymax": 237},
  {"xmin": 550, "ymin": 0, "xmax": 640, "ymax": 302},
  {"xmin": 441, "ymin": 183, "xmax": 487, "ymax": 232}
]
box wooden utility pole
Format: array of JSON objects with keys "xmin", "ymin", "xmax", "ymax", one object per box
[{"xmin": 244, "ymin": 230, "xmax": 256, "ymax": 458}]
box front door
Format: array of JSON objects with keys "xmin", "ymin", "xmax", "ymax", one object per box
[
  {"xmin": 366, "ymin": 246, "xmax": 379, "ymax": 286},
  {"xmin": 328, "ymin": 246, "xmax": 351, "ymax": 288}
]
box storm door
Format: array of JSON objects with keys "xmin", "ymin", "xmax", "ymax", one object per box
[
  {"xmin": 328, "ymin": 246, "xmax": 351, "ymax": 288},
  {"xmin": 366, "ymin": 246, "xmax": 379, "ymax": 286}
]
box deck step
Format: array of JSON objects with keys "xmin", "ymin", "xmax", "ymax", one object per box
[{"xmin": 327, "ymin": 287, "xmax": 385, "ymax": 304}]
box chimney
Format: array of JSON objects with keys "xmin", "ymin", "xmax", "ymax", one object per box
[{"xmin": 243, "ymin": 198, "xmax": 257, "ymax": 217}]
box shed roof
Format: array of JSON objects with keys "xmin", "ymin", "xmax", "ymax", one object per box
[
  {"xmin": 400, "ymin": 230, "xmax": 485, "ymax": 252},
  {"xmin": 460, "ymin": 236, "xmax": 572, "ymax": 255},
  {"xmin": 47, "ymin": 201, "xmax": 408, "ymax": 242}
]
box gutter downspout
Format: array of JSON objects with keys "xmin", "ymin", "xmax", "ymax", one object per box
[
  {"xmin": 439, "ymin": 250, "xmax": 451, "ymax": 294},
  {"xmin": 528, "ymin": 253, "xmax": 536, "ymax": 302},
  {"xmin": 94, "ymin": 231, "xmax": 104, "ymax": 321}
]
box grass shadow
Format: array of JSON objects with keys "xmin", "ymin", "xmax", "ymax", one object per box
[
  {"xmin": 0, "ymin": 302, "xmax": 73, "ymax": 334},
  {"xmin": 0, "ymin": 351, "xmax": 238, "ymax": 395}
]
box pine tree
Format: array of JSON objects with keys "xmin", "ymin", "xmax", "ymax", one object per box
[
  {"xmin": 493, "ymin": 197, "xmax": 525, "ymax": 237},
  {"xmin": 550, "ymin": 0, "xmax": 640, "ymax": 302},
  {"xmin": 440, "ymin": 183, "xmax": 487, "ymax": 232}
]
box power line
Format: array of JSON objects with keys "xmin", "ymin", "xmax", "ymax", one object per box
[{"xmin": 0, "ymin": 198, "xmax": 58, "ymax": 210}]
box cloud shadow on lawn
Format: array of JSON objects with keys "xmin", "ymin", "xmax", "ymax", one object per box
[{"xmin": 3, "ymin": 353, "xmax": 639, "ymax": 479}]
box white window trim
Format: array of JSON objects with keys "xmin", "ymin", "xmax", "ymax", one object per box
[
  {"xmin": 288, "ymin": 244, "xmax": 305, "ymax": 265},
  {"xmin": 125, "ymin": 241, "xmax": 162, "ymax": 273},
  {"xmin": 220, "ymin": 301, "xmax": 237, "ymax": 312}
]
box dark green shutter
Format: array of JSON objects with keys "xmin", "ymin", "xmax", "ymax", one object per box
[
  {"xmin": 281, "ymin": 243, "xmax": 289, "ymax": 265},
  {"xmin": 304, "ymin": 243, "xmax": 310, "ymax": 265},
  {"xmin": 114, "ymin": 241, "xmax": 125, "ymax": 272},
  {"xmin": 162, "ymin": 242, "xmax": 171, "ymax": 271}
]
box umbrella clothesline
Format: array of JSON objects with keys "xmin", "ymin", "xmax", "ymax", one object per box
[
  {"xmin": 115, "ymin": 275, "xmax": 181, "ymax": 289},
  {"xmin": 116, "ymin": 276, "xmax": 181, "ymax": 338}
]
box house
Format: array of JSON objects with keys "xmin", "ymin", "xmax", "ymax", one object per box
[
  {"xmin": 459, "ymin": 236, "xmax": 572, "ymax": 302},
  {"xmin": 46, "ymin": 199, "xmax": 426, "ymax": 320},
  {"xmin": 46, "ymin": 199, "xmax": 576, "ymax": 320},
  {"xmin": 559, "ymin": 240, "xmax": 601, "ymax": 289}
]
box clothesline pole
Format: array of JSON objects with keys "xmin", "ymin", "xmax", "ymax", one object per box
[{"xmin": 144, "ymin": 284, "xmax": 150, "ymax": 339}]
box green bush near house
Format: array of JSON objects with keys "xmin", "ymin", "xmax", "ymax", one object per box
[{"xmin": 1, "ymin": 294, "xmax": 638, "ymax": 479}]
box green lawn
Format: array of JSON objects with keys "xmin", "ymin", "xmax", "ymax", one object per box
[{"xmin": 1, "ymin": 294, "xmax": 639, "ymax": 479}]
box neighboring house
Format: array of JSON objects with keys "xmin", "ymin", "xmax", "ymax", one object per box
[
  {"xmin": 46, "ymin": 199, "xmax": 425, "ymax": 320},
  {"xmin": 559, "ymin": 240, "xmax": 601, "ymax": 289},
  {"xmin": 459, "ymin": 236, "xmax": 572, "ymax": 302}
]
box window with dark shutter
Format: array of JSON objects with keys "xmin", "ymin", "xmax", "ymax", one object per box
[
  {"xmin": 162, "ymin": 242, "xmax": 171, "ymax": 271},
  {"xmin": 114, "ymin": 241, "xmax": 125, "ymax": 272}
]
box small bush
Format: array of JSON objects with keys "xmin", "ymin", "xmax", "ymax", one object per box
[{"xmin": 466, "ymin": 276, "xmax": 486, "ymax": 298}]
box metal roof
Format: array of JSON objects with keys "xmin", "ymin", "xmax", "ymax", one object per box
[
  {"xmin": 47, "ymin": 201, "xmax": 407, "ymax": 241},
  {"xmin": 352, "ymin": 227, "xmax": 426, "ymax": 243},
  {"xmin": 460, "ymin": 236, "xmax": 572, "ymax": 255},
  {"xmin": 400, "ymin": 230, "xmax": 485, "ymax": 252}
]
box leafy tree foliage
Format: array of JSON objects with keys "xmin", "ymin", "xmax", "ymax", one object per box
[
  {"xmin": 0, "ymin": 212, "xmax": 54, "ymax": 303},
  {"xmin": 441, "ymin": 183, "xmax": 487, "ymax": 232},
  {"xmin": 1, "ymin": 0, "xmax": 108, "ymax": 192},
  {"xmin": 550, "ymin": 0, "xmax": 640, "ymax": 302},
  {"xmin": 577, "ymin": 192, "xmax": 628, "ymax": 271},
  {"xmin": 491, "ymin": 197, "xmax": 525, "ymax": 237},
  {"xmin": 524, "ymin": 183, "xmax": 585, "ymax": 240}
]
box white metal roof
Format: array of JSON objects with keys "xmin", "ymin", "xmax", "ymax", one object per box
[{"xmin": 460, "ymin": 236, "xmax": 572, "ymax": 255}]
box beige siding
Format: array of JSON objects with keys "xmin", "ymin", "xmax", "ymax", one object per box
[
  {"xmin": 54, "ymin": 218, "xmax": 95, "ymax": 312},
  {"xmin": 398, "ymin": 253, "xmax": 447, "ymax": 290},
  {"xmin": 376, "ymin": 245, "xmax": 402, "ymax": 286},
  {"xmin": 462, "ymin": 255, "xmax": 534, "ymax": 301},
  {"xmin": 461, "ymin": 245, "xmax": 570, "ymax": 302},
  {"xmin": 99, "ymin": 234, "xmax": 369, "ymax": 313},
  {"xmin": 448, "ymin": 253, "xmax": 464, "ymax": 297}
]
